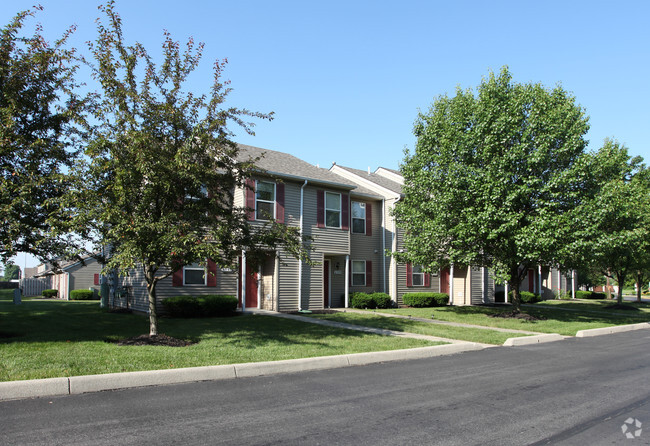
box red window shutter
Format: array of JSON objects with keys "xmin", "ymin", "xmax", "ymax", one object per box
[
  {"xmin": 365, "ymin": 202, "xmax": 372, "ymax": 236},
  {"xmin": 317, "ymin": 190, "xmax": 325, "ymax": 228},
  {"xmin": 276, "ymin": 183, "xmax": 285, "ymax": 224},
  {"xmin": 207, "ymin": 259, "xmax": 217, "ymax": 287},
  {"xmin": 341, "ymin": 193, "xmax": 349, "ymax": 231},
  {"xmin": 424, "ymin": 272, "xmax": 431, "ymax": 287},
  {"xmin": 366, "ymin": 261, "xmax": 372, "ymax": 288},
  {"xmin": 93, "ymin": 274, "xmax": 99, "ymax": 286},
  {"xmin": 172, "ymin": 268, "xmax": 183, "ymax": 287},
  {"xmin": 406, "ymin": 263, "xmax": 413, "ymax": 287},
  {"xmin": 246, "ymin": 179, "xmax": 256, "ymax": 221}
]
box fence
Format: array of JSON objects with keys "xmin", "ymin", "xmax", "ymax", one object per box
[{"xmin": 20, "ymin": 277, "xmax": 53, "ymax": 297}]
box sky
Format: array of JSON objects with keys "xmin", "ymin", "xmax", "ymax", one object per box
[{"xmin": 4, "ymin": 0, "xmax": 649, "ymax": 269}]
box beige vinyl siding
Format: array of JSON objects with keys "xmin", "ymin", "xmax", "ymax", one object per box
[{"xmin": 452, "ymin": 266, "xmax": 470, "ymax": 305}]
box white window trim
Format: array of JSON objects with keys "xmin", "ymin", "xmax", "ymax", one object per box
[
  {"xmin": 351, "ymin": 201, "xmax": 366, "ymax": 234},
  {"xmin": 255, "ymin": 180, "xmax": 276, "ymax": 221},
  {"xmin": 183, "ymin": 263, "xmax": 207, "ymax": 286},
  {"xmin": 351, "ymin": 260, "xmax": 366, "ymax": 286},
  {"xmin": 412, "ymin": 265, "xmax": 425, "ymax": 287},
  {"xmin": 325, "ymin": 191, "xmax": 342, "ymax": 228}
]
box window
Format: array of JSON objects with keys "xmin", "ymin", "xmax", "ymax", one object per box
[
  {"xmin": 256, "ymin": 181, "xmax": 275, "ymax": 220},
  {"xmin": 412, "ymin": 265, "xmax": 424, "ymax": 286},
  {"xmin": 351, "ymin": 201, "xmax": 366, "ymax": 234},
  {"xmin": 183, "ymin": 263, "xmax": 206, "ymax": 285},
  {"xmin": 325, "ymin": 192, "xmax": 341, "ymax": 228},
  {"xmin": 352, "ymin": 260, "xmax": 366, "ymax": 286}
]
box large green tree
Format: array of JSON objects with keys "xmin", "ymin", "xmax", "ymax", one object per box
[
  {"xmin": 74, "ymin": 2, "xmax": 308, "ymax": 336},
  {"xmin": 3, "ymin": 263, "xmax": 20, "ymax": 280},
  {"xmin": 394, "ymin": 67, "xmax": 590, "ymax": 312},
  {"xmin": 0, "ymin": 6, "xmax": 84, "ymax": 264},
  {"xmin": 570, "ymin": 140, "xmax": 650, "ymax": 305}
]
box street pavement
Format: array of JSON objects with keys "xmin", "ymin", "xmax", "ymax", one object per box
[{"xmin": 1, "ymin": 329, "xmax": 649, "ymax": 445}]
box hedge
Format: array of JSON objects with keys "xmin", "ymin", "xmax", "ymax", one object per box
[
  {"xmin": 162, "ymin": 295, "xmax": 238, "ymax": 318},
  {"xmin": 42, "ymin": 289, "xmax": 58, "ymax": 298},
  {"xmin": 403, "ymin": 292, "xmax": 449, "ymax": 307},
  {"xmin": 70, "ymin": 289, "xmax": 95, "ymax": 300},
  {"xmin": 349, "ymin": 292, "xmax": 393, "ymax": 309},
  {"xmin": 494, "ymin": 290, "xmax": 540, "ymax": 303}
]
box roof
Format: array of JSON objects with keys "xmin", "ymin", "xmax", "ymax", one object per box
[
  {"xmin": 237, "ymin": 144, "xmax": 381, "ymax": 198},
  {"xmin": 34, "ymin": 255, "xmax": 99, "ymax": 277},
  {"xmin": 332, "ymin": 165, "xmax": 404, "ymax": 194}
]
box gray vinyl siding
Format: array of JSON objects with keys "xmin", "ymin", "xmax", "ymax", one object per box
[
  {"xmin": 278, "ymin": 254, "xmax": 299, "ymax": 312},
  {"xmin": 350, "ymin": 198, "xmax": 383, "ymax": 294},
  {"xmin": 470, "ymin": 267, "xmax": 484, "ymax": 304},
  {"xmin": 66, "ymin": 258, "xmax": 102, "ymax": 292},
  {"xmin": 485, "ymin": 271, "xmax": 495, "ymax": 303}
]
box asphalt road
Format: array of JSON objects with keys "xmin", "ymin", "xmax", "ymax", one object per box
[{"xmin": 1, "ymin": 330, "xmax": 649, "ymax": 445}]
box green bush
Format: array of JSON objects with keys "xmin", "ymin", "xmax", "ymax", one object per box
[
  {"xmin": 42, "ymin": 289, "xmax": 58, "ymax": 298},
  {"xmin": 162, "ymin": 295, "xmax": 238, "ymax": 317},
  {"xmin": 350, "ymin": 292, "xmax": 375, "ymax": 309},
  {"xmin": 516, "ymin": 291, "xmax": 541, "ymax": 303},
  {"xmin": 403, "ymin": 292, "xmax": 449, "ymax": 307},
  {"xmin": 369, "ymin": 292, "xmax": 393, "ymax": 309},
  {"xmin": 162, "ymin": 296, "xmax": 202, "ymax": 318},
  {"xmin": 70, "ymin": 289, "xmax": 94, "ymax": 300},
  {"xmin": 198, "ymin": 295, "xmax": 238, "ymax": 316},
  {"xmin": 576, "ymin": 290, "xmax": 594, "ymax": 299},
  {"xmin": 591, "ymin": 292, "xmax": 607, "ymax": 299}
]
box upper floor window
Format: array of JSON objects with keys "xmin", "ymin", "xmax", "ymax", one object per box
[
  {"xmin": 325, "ymin": 192, "xmax": 341, "ymax": 228},
  {"xmin": 351, "ymin": 201, "xmax": 366, "ymax": 234},
  {"xmin": 183, "ymin": 263, "xmax": 206, "ymax": 285},
  {"xmin": 256, "ymin": 181, "xmax": 275, "ymax": 220}
]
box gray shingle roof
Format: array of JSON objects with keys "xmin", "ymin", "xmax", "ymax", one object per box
[
  {"xmin": 334, "ymin": 165, "xmax": 403, "ymax": 194},
  {"xmin": 237, "ymin": 144, "xmax": 381, "ymax": 198}
]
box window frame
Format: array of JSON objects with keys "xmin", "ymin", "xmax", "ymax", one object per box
[
  {"xmin": 183, "ymin": 262, "xmax": 207, "ymax": 286},
  {"xmin": 411, "ymin": 265, "xmax": 425, "ymax": 287},
  {"xmin": 325, "ymin": 191, "xmax": 341, "ymax": 228},
  {"xmin": 351, "ymin": 260, "xmax": 366, "ymax": 286},
  {"xmin": 255, "ymin": 180, "xmax": 276, "ymax": 221},
  {"xmin": 351, "ymin": 201, "xmax": 366, "ymax": 234}
]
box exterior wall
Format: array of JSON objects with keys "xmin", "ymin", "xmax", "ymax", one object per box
[
  {"xmin": 470, "ymin": 267, "xmax": 484, "ymax": 304},
  {"xmin": 67, "ymin": 258, "xmax": 103, "ymax": 294},
  {"xmin": 349, "ymin": 197, "xmax": 384, "ymax": 295}
]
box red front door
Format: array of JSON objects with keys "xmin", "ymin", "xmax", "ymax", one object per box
[
  {"xmin": 324, "ymin": 260, "xmax": 330, "ymax": 307},
  {"xmin": 441, "ymin": 268, "xmax": 450, "ymax": 294},
  {"xmin": 238, "ymin": 261, "xmax": 258, "ymax": 308}
]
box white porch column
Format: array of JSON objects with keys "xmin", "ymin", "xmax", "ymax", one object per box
[
  {"xmin": 481, "ymin": 267, "xmax": 486, "ymax": 304},
  {"xmin": 572, "ymin": 270, "xmax": 576, "ymax": 299},
  {"xmin": 241, "ymin": 250, "xmax": 247, "ymax": 312},
  {"xmin": 449, "ymin": 263, "xmax": 454, "ymax": 305},
  {"xmin": 538, "ymin": 265, "xmax": 543, "ymax": 297},
  {"xmin": 344, "ymin": 255, "xmax": 350, "ymax": 308}
]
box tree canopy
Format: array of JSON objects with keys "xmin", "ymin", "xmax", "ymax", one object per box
[
  {"xmin": 0, "ymin": 6, "xmax": 84, "ymax": 264},
  {"xmin": 394, "ymin": 67, "xmax": 590, "ymax": 311},
  {"xmin": 72, "ymin": 2, "xmax": 308, "ymax": 335},
  {"xmin": 3, "ymin": 263, "xmax": 20, "ymax": 280}
]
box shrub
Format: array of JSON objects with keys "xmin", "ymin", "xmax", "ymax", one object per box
[
  {"xmin": 70, "ymin": 289, "xmax": 94, "ymax": 300},
  {"xmin": 403, "ymin": 292, "xmax": 449, "ymax": 307},
  {"xmin": 350, "ymin": 292, "xmax": 375, "ymax": 309},
  {"xmin": 42, "ymin": 289, "xmax": 58, "ymax": 298},
  {"xmin": 576, "ymin": 290, "xmax": 594, "ymax": 299},
  {"xmin": 591, "ymin": 292, "xmax": 607, "ymax": 299},
  {"xmin": 369, "ymin": 292, "xmax": 393, "ymax": 309},
  {"xmin": 162, "ymin": 296, "xmax": 202, "ymax": 318},
  {"xmin": 198, "ymin": 295, "xmax": 238, "ymax": 316},
  {"xmin": 515, "ymin": 291, "xmax": 540, "ymax": 304}
]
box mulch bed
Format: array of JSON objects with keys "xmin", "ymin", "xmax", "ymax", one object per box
[
  {"xmin": 107, "ymin": 334, "xmax": 195, "ymax": 347},
  {"xmin": 603, "ymin": 303, "xmax": 640, "ymax": 311},
  {"xmin": 488, "ymin": 311, "xmax": 545, "ymax": 321}
]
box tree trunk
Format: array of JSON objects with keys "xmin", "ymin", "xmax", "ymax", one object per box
[
  {"xmin": 144, "ymin": 266, "xmax": 159, "ymax": 336},
  {"xmin": 509, "ymin": 266, "xmax": 522, "ymax": 313},
  {"xmin": 636, "ymin": 271, "xmax": 642, "ymax": 303},
  {"xmin": 616, "ymin": 272, "xmax": 624, "ymax": 305}
]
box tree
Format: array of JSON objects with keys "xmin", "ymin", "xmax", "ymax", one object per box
[
  {"xmin": 571, "ymin": 140, "xmax": 650, "ymax": 305},
  {"xmin": 394, "ymin": 67, "xmax": 590, "ymax": 312},
  {"xmin": 74, "ymin": 2, "xmax": 308, "ymax": 336},
  {"xmin": 3, "ymin": 263, "xmax": 20, "ymax": 280},
  {"xmin": 0, "ymin": 6, "xmax": 84, "ymax": 264}
]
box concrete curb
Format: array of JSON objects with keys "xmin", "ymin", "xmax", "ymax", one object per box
[
  {"xmin": 575, "ymin": 322, "xmax": 650, "ymax": 338},
  {"xmin": 503, "ymin": 334, "xmax": 566, "ymax": 346},
  {"xmin": 0, "ymin": 343, "xmax": 485, "ymax": 402}
]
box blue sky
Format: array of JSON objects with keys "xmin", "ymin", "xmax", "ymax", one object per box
[{"xmin": 4, "ymin": 0, "xmax": 649, "ymax": 268}]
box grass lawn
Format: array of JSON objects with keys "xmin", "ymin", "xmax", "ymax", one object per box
[
  {"xmin": 532, "ymin": 299, "xmax": 650, "ymax": 314},
  {"xmin": 309, "ymin": 312, "xmax": 529, "ymax": 345},
  {"xmin": 0, "ymin": 297, "xmax": 439, "ymax": 382},
  {"xmin": 373, "ymin": 303, "xmax": 650, "ymax": 336}
]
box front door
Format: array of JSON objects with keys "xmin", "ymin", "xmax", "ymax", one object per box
[
  {"xmin": 238, "ymin": 260, "xmax": 258, "ymax": 308},
  {"xmin": 440, "ymin": 268, "xmax": 450, "ymax": 294},
  {"xmin": 324, "ymin": 260, "xmax": 330, "ymax": 307}
]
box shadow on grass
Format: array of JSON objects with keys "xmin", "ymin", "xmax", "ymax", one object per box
[{"xmin": 0, "ymin": 299, "xmax": 373, "ymax": 347}]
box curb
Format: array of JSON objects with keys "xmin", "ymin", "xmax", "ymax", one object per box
[
  {"xmin": 575, "ymin": 322, "xmax": 650, "ymax": 338},
  {"xmin": 503, "ymin": 334, "xmax": 566, "ymax": 346},
  {"xmin": 0, "ymin": 343, "xmax": 485, "ymax": 402}
]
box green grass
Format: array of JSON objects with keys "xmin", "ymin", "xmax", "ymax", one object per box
[
  {"xmin": 532, "ymin": 299, "xmax": 650, "ymax": 314},
  {"xmin": 0, "ymin": 298, "xmax": 439, "ymax": 382},
  {"xmin": 308, "ymin": 312, "xmax": 528, "ymax": 345},
  {"xmin": 374, "ymin": 304, "xmax": 650, "ymax": 336}
]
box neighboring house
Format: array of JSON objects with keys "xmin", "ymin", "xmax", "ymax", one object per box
[{"xmin": 33, "ymin": 256, "xmax": 103, "ymax": 300}]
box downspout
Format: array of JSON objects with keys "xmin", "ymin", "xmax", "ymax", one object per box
[
  {"xmin": 381, "ymin": 198, "xmax": 386, "ymax": 294},
  {"xmin": 66, "ymin": 271, "xmax": 71, "ymax": 301},
  {"xmin": 390, "ymin": 197, "xmax": 401, "ymax": 304},
  {"xmin": 298, "ymin": 180, "xmax": 308, "ymax": 311},
  {"xmin": 538, "ymin": 265, "xmax": 543, "ymax": 298},
  {"xmin": 241, "ymin": 250, "xmax": 247, "ymax": 312},
  {"xmin": 449, "ymin": 263, "xmax": 455, "ymax": 305}
]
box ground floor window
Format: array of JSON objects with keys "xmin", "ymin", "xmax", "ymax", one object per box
[
  {"xmin": 352, "ymin": 260, "xmax": 366, "ymax": 286},
  {"xmin": 183, "ymin": 263, "xmax": 206, "ymax": 285}
]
